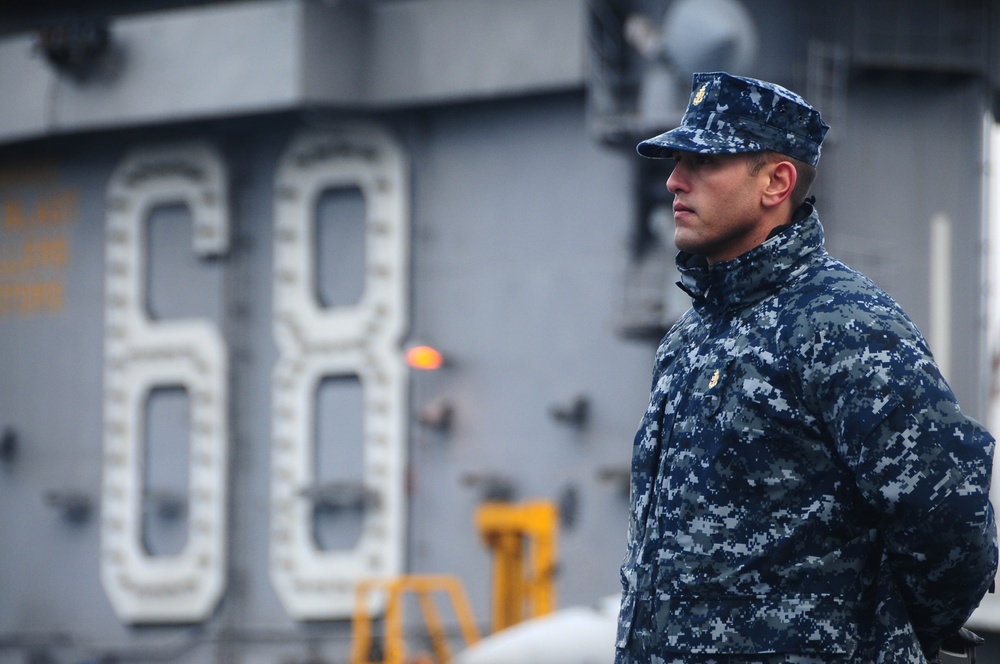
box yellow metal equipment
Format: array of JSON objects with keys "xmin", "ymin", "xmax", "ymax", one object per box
[
  {"xmin": 349, "ymin": 574, "xmax": 482, "ymax": 664},
  {"xmin": 475, "ymin": 500, "xmax": 558, "ymax": 634},
  {"xmin": 349, "ymin": 501, "xmax": 558, "ymax": 663}
]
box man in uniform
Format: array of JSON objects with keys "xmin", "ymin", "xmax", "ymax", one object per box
[{"xmin": 615, "ymin": 71, "xmax": 998, "ymax": 663}]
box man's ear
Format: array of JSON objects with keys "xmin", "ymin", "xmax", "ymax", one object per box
[{"xmin": 762, "ymin": 161, "xmax": 796, "ymax": 209}]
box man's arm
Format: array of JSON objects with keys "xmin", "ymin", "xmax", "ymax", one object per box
[
  {"xmin": 857, "ymin": 402, "xmax": 997, "ymax": 651},
  {"xmin": 804, "ymin": 310, "xmax": 998, "ymax": 652}
]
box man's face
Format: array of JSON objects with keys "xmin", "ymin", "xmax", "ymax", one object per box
[{"xmin": 667, "ymin": 151, "xmax": 770, "ymax": 264}]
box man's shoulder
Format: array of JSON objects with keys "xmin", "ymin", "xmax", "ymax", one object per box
[
  {"xmin": 789, "ymin": 252, "xmax": 905, "ymax": 317},
  {"xmin": 797, "ymin": 251, "xmax": 885, "ymax": 293},
  {"xmin": 770, "ymin": 252, "xmax": 925, "ymax": 349}
]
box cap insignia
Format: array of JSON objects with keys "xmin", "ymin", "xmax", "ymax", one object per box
[{"xmin": 692, "ymin": 83, "xmax": 709, "ymax": 106}]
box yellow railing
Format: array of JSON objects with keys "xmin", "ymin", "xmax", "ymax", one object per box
[
  {"xmin": 349, "ymin": 574, "xmax": 481, "ymax": 664},
  {"xmin": 350, "ymin": 500, "xmax": 559, "ymax": 663}
]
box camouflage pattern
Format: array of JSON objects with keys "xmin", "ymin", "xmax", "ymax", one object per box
[
  {"xmin": 616, "ymin": 208, "xmax": 998, "ymax": 662},
  {"xmin": 637, "ymin": 72, "xmax": 830, "ymax": 167}
]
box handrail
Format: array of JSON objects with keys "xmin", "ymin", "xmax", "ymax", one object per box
[{"xmin": 349, "ymin": 574, "xmax": 481, "ymax": 664}]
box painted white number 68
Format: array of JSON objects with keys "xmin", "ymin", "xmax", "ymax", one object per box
[{"xmin": 100, "ymin": 126, "xmax": 409, "ymax": 623}]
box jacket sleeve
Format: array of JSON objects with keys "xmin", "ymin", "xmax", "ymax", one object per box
[
  {"xmin": 803, "ymin": 313, "xmax": 998, "ymax": 652},
  {"xmin": 859, "ymin": 403, "xmax": 996, "ymax": 651}
]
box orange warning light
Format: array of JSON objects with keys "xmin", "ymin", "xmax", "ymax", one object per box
[{"xmin": 405, "ymin": 345, "xmax": 444, "ymax": 370}]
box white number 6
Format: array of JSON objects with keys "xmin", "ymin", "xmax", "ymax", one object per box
[{"xmin": 101, "ymin": 142, "xmax": 230, "ymax": 623}]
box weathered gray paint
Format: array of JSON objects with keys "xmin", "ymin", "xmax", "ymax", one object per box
[{"xmin": 0, "ymin": 0, "xmax": 588, "ymax": 145}]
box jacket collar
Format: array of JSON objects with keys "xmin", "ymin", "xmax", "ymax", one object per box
[{"xmin": 675, "ymin": 204, "xmax": 824, "ymax": 314}]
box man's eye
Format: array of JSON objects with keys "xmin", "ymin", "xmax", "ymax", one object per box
[{"xmin": 671, "ymin": 152, "xmax": 713, "ymax": 166}]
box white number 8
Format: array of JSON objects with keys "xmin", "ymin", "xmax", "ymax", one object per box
[{"xmin": 269, "ymin": 126, "xmax": 410, "ymax": 619}]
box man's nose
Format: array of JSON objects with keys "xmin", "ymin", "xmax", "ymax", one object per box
[{"xmin": 666, "ymin": 166, "xmax": 684, "ymax": 194}]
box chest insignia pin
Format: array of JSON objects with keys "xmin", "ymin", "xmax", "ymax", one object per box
[{"xmin": 708, "ymin": 369, "xmax": 720, "ymax": 389}]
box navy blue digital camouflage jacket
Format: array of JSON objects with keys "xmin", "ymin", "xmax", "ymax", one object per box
[{"xmin": 617, "ymin": 207, "xmax": 998, "ymax": 662}]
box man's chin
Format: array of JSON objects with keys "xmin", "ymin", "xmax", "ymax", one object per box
[{"xmin": 672, "ymin": 233, "xmax": 704, "ymax": 256}]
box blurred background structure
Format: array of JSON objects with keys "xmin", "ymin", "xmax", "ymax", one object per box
[{"xmin": 1, "ymin": 0, "xmax": 1000, "ymax": 662}]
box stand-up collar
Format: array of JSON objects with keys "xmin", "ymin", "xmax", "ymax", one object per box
[{"xmin": 675, "ymin": 205, "xmax": 825, "ymax": 314}]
